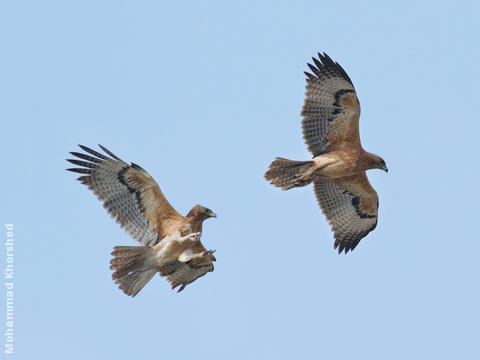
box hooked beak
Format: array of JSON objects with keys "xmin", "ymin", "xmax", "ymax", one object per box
[
  {"xmin": 208, "ymin": 211, "xmax": 217, "ymax": 218},
  {"xmin": 383, "ymin": 166, "xmax": 389, "ymax": 173},
  {"xmin": 204, "ymin": 249, "xmax": 216, "ymax": 262}
]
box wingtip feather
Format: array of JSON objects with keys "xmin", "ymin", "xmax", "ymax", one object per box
[
  {"xmin": 98, "ymin": 144, "xmax": 122, "ymax": 160},
  {"xmin": 77, "ymin": 144, "xmax": 109, "ymax": 160},
  {"xmin": 304, "ymin": 71, "xmax": 315, "ymax": 80},
  {"xmin": 66, "ymin": 167, "xmax": 92, "ymax": 174},
  {"xmin": 306, "ymin": 51, "xmax": 354, "ymax": 86}
]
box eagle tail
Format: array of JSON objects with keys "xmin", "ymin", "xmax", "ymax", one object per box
[
  {"xmin": 110, "ymin": 246, "xmax": 156, "ymax": 297},
  {"xmin": 265, "ymin": 157, "xmax": 315, "ymax": 190}
]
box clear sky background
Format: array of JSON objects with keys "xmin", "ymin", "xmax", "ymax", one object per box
[{"xmin": 1, "ymin": 1, "xmax": 479, "ymax": 359}]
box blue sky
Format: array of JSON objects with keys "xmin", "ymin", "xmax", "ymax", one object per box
[{"xmin": 1, "ymin": 1, "xmax": 479, "ymax": 359}]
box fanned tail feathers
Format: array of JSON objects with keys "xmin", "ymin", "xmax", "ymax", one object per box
[
  {"xmin": 265, "ymin": 157, "xmax": 315, "ymax": 190},
  {"xmin": 110, "ymin": 246, "xmax": 156, "ymax": 297}
]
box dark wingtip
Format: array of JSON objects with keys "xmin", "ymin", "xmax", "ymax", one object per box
[
  {"xmin": 306, "ymin": 51, "xmax": 354, "ymax": 86},
  {"xmin": 304, "ymin": 71, "xmax": 315, "ymax": 80},
  {"xmin": 69, "ymin": 151, "xmax": 103, "ymax": 163},
  {"xmin": 98, "ymin": 144, "xmax": 122, "ymax": 160},
  {"xmin": 321, "ymin": 52, "xmax": 334, "ymax": 65},
  {"xmin": 307, "ymin": 62, "xmax": 318, "ymax": 74},
  {"xmin": 66, "ymin": 167, "xmax": 92, "ymax": 174},
  {"xmin": 77, "ymin": 144, "xmax": 109, "ymax": 160},
  {"xmin": 312, "ymin": 56, "xmax": 323, "ymax": 70},
  {"xmin": 334, "ymin": 240, "xmax": 354, "ymax": 255},
  {"xmin": 66, "ymin": 159, "xmax": 97, "ymax": 168}
]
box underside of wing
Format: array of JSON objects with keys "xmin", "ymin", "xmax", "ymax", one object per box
[
  {"xmin": 158, "ymin": 241, "xmax": 215, "ymax": 292},
  {"xmin": 302, "ymin": 52, "xmax": 361, "ymax": 156},
  {"xmin": 67, "ymin": 144, "xmax": 184, "ymax": 246},
  {"xmin": 313, "ymin": 173, "xmax": 379, "ymax": 254}
]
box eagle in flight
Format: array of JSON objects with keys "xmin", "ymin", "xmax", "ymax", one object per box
[
  {"xmin": 265, "ymin": 52, "xmax": 387, "ymax": 254},
  {"xmin": 67, "ymin": 145, "xmax": 217, "ymax": 296}
]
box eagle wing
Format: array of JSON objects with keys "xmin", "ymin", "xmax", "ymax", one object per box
[
  {"xmin": 67, "ymin": 145, "xmax": 185, "ymax": 246},
  {"xmin": 159, "ymin": 241, "xmax": 215, "ymax": 292},
  {"xmin": 313, "ymin": 173, "xmax": 378, "ymax": 254},
  {"xmin": 302, "ymin": 52, "xmax": 361, "ymax": 156}
]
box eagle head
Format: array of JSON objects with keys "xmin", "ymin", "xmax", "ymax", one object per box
[{"xmin": 186, "ymin": 204, "xmax": 217, "ymax": 221}]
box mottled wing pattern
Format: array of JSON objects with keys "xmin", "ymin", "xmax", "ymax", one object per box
[
  {"xmin": 159, "ymin": 242, "xmax": 215, "ymax": 292},
  {"xmin": 313, "ymin": 173, "xmax": 378, "ymax": 254},
  {"xmin": 67, "ymin": 145, "xmax": 184, "ymax": 246},
  {"xmin": 302, "ymin": 52, "xmax": 361, "ymax": 156}
]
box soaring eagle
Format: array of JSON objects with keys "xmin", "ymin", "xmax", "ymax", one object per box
[
  {"xmin": 265, "ymin": 52, "xmax": 387, "ymax": 254},
  {"xmin": 67, "ymin": 145, "xmax": 216, "ymax": 296}
]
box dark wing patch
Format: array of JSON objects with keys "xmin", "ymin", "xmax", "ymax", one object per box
[
  {"xmin": 313, "ymin": 174, "xmax": 379, "ymax": 254},
  {"xmin": 301, "ymin": 52, "xmax": 361, "ymax": 156}
]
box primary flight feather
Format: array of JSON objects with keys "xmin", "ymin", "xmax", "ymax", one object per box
[
  {"xmin": 265, "ymin": 52, "xmax": 387, "ymax": 254},
  {"xmin": 67, "ymin": 145, "xmax": 216, "ymax": 296}
]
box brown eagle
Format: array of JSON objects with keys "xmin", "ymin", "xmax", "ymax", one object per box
[
  {"xmin": 67, "ymin": 145, "xmax": 216, "ymax": 296},
  {"xmin": 265, "ymin": 52, "xmax": 387, "ymax": 254}
]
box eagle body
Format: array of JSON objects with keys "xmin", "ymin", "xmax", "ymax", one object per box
[
  {"xmin": 265, "ymin": 52, "xmax": 387, "ymax": 254},
  {"xmin": 67, "ymin": 145, "xmax": 216, "ymax": 296},
  {"xmin": 311, "ymin": 150, "xmax": 384, "ymax": 179}
]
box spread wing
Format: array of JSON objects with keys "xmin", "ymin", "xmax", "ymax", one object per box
[
  {"xmin": 67, "ymin": 145, "xmax": 185, "ymax": 246},
  {"xmin": 302, "ymin": 52, "xmax": 361, "ymax": 156},
  {"xmin": 313, "ymin": 173, "xmax": 378, "ymax": 254},
  {"xmin": 159, "ymin": 241, "xmax": 215, "ymax": 292}
]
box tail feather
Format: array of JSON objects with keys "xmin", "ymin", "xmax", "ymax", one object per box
[
  {"xmin": 110, "ymin": 246, "xmax": 156, "ymax": 297},
  {"xmin": 264, "ymin": 157, "xmax": 315, "ymax": 190},
  {"xmin": 114, "ymin": 269, "xmax": 156, "ymax": 297}
]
